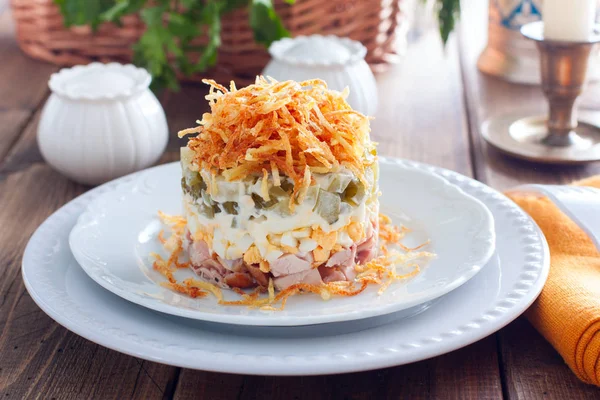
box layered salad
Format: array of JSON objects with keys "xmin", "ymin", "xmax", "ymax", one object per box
[{"xmin": 178, "ymin": 77, "xmax": 379, "ymax": 291}]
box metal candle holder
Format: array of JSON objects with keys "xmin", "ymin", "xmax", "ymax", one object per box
[{"xmin": 482, "ymin": 21, "xmax": 600, "ymax": 164}]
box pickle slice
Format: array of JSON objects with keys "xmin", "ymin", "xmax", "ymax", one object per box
[
  {"xmin": 280, "ymin": 179, "xmax": 294, "ymax": 193},
  {"xmin": 327, "ymin": 174, "xmax": 352, "ymax": 193},
  {"xmin": 201, "ymin": 189, "xmax": 214, "ymax": 206},
  {"xmin": 302, "ymin": 185, "xmax": 320, "ymax": 209},
  {"xmin": 313, "ymin": 189, "xmax": 340, "ymax": 224},
  {"xmin": 251, "ymin": 193, "xmax": 277, "ymax": 209},
  {"xmin": 342, "ymin": 180, "xmax": 366, "ymax": 206},
  {"xmin": 269, "ymin": 186, "xmax": 288, "ymax": 198},
  {"xmin": 181, "ymin": 171, "xmax": 207, "ymax": 200},
  {"xmin": 197, "ymin": 203, "xmax": 215, "ymax": 218},
  {"xmin": 222, "ymin": 201, "xmax": 239, "ymax": 215},
  {"xmin": 271, "ymin": 201, "xmax": 293, "ymax": 216}
]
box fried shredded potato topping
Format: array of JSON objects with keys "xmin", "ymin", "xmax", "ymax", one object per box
[
  {"xmin": 178, "ymin": 77, "xmax": 376, "ymax": 200},
  {"xmin": 151, "ymin": 212, "xmax": 435, "ymax": 310}
]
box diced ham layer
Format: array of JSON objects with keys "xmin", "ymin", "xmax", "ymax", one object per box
[
  {"xmin": 318, "ymin": 265, "xmax": 346, "ymax": 283},
  {"xmin": 273, "ymin": 268, "xmax": 322, "ymax": 290},
  {"xmin": 223, "ymin": 272, "xmax": 255, "ymax": 288},
  {"xmin": 325, "ymin": 246, "xmax": 356, "ymax": 268},
  {"xmin": 356, "ymin": 235, "xmax": 377, "ymax": 265},
  {"xmin": 246, "ymin": 263, "xmax": 269, "ymax": 287},
  {"xmin": 270, "ymin": 252, "xmax": 314, "ymax": 277},
  {"xmin": 188, "ymin": 237, "xmax": 211, "ymax": 266},
  {"xmin": 184, "ymin": 219, "xmax": 378, "ymax": 290},
  {"xmin": 185, "ymin": 233, "xmax": 243, "ymax": 288}
]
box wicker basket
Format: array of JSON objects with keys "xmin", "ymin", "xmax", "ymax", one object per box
[{"xmin": 10, "ymin": 0, "xmax": 406, "ymax": 84}]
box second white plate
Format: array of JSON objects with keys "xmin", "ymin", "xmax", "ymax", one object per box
[
  {"xmin": 68, "ymin": 158, "xmax": 495, "ymax": 326},
  {"xmin": 23, "ymin": 158, "xmax": 548, "ymax": 375}
]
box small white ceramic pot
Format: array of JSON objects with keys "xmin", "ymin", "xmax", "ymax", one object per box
[
  {"xmin": 38, "ymin": 62, "xmax": 169, "ymax": 186},
  {"xmin": 262, "ymin": 35, "xmax": 378, "ymax": 116}
]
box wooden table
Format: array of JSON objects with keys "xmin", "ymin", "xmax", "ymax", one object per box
[{"xmin": 2, "ymin": 2, "xmax": 600, "ymax": 399}]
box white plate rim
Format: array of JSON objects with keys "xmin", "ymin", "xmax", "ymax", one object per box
[
  {"xmin": 21, "ymin": 158, "xmax": 550, "ymax": 375},
  {"xmin": 66, "ymin": 158, "xmax": 497, "ymax": 326}
]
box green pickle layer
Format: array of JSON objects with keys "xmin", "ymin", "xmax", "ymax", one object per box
[{"xmin": 181, "ymin": 169, "xmax": 372, "ymax": 224}]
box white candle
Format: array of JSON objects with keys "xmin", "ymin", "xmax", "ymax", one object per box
[{"xmin": 543, "ymin": 0, "xmax": 597, "ymax": 41}]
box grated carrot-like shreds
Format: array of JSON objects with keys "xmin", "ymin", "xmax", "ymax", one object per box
[
  {"xmin": 378, "ymin": 213, "xmax": 408, "ymax": 243},
  {"xmin": 150, "ymin": 211, "xmax": 435, "ymax": 309},
  {"xmin": 161, "ymin": 281, "xmax": 208, "ymax": 298},
  {"xmin": 178, "ymin": 77, "xmax": 376, "ymax": 201}
]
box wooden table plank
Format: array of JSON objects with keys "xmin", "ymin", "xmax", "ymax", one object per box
[
  {"xmin": 173, "ymin": 371, "xmax": 244, "ymax": 400},
  {"xmin": 369, "ymin": 32, "xmax": 471, "ymax": 173},
  {"xmin": 0, "ymin": 108, "xmax": 44, "ymax": 177},
  {"xmin": 0, "ymin": 163, "xmax": 180, "ymax": 399},
  {"xmin": 0, "ymin": 13, "xmax": 56, "ymax": 110},
  {"xmin": 458, "ymin": 1, "xmax": 600, "ymax": 398},
  {"xmin": 0, "ymin": 11, "xmax": 56, "ymax": 163},
  {"xmin": 175, "ymin": 338, "xmax": 502, "ymax": 400},
  {"xmin": 235, "ymin": 336, "xmax": 500, "ymax": 400},
  {"xmin": 0, "ymin": 109, "xmax": 30, "ymax": 162}
]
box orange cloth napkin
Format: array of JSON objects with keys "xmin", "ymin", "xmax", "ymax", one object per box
[{"xmin": 507, "ymin": 176, "xmax": 600, "ymax": 386}]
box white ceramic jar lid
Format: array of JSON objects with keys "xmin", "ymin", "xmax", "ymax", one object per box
[
  {"xmin": 268, "ymin": 35, "xmax": 368, "ymax": 67},
  {"xmin": 48, "ymin": 62, "xmax": 152, "ymax": 100}
]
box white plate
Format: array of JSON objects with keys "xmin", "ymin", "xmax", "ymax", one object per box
[
  {"xmin": 22, "ymin": 158, "xmax": 549, "ymax": 375},
  {"xmin": 68, "ymin": 159, "xmax": 495, "ymax": 326}
]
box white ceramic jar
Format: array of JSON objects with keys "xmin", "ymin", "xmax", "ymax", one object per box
[
  {"xmin": 262, "ymin": 35, "xmax": 378, "ymax": 116},
  {"xmin": 38, "ymin": 63, "xmax": 169, "ymax": 186}
]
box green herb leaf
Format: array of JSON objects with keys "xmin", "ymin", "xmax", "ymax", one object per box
[
  {"xmin": 223, "ymin": 0, "xmax": 250, "ymax": 13},
  {"xmin": 140, "ymin": 5, "xmax": 166, "ymax": 26},
  {"xmin": 134, "ymin": 5, "xmax": 181, "ymax": 90},
  {"xmin": 54, "ymin": 0, "xmax": 114, "ymax": 29},
  {"xmin": 249, "ymin": 0, "xmax": 290, "ymax": 47},
  {"xmin": 193, "ymin": 1, "xmax": 222, "ymax": 71},
  {"xmin": 435, "ymin": 0, "xmax": 460, "ymax": 44},
  {"xmin": 168, "ymin": 12, "xmax": 200, "ymax": 41},
  {"xmin": 181, "ymin": 0, "xmax": 200, "ymax": 8},
  {"xmin": 101, "ymin": 0, "xmax": 147, "ymax": 22}
]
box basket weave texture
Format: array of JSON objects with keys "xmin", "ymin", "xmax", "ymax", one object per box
[{"xmin": 11, "ymin": 0, "xmax": 405, "ymax": 83}]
